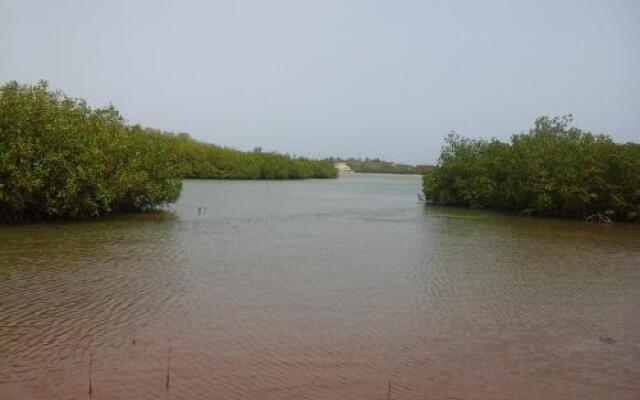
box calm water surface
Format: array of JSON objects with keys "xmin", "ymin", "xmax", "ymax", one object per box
[{"xmin": 1, "ymin": 174, "xmax": 639, "ymax": 399}]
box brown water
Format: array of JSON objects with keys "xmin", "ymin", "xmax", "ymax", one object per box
[{"xmin": 1, "ymin": 174, "xmax": 639, "ymax": 400}]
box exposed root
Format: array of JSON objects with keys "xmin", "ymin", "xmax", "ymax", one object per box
[{"xmin": 586, "ymin": 213, "xmax": 613, "ymax": 223}]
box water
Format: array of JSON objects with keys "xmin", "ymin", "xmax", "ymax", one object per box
[{"xmin": 1, "ymin": 174, "xmax": 639, "ymax": 400}]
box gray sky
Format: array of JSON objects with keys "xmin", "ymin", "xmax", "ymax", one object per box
[{"xmin": 2, "ymin": 0, "xmax": 639, "ymax": 164}]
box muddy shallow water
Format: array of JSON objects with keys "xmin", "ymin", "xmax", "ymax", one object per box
[{"xmin": 1, "ymin": 174, "xmax": 639, "ymax": 399}]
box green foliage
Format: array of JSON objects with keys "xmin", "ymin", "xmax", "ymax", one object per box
[
  {"xmin": 0, "ymin": 81, "xmax": 336, "ymax": 221},
  {"xmin": 423, "ymin": 116, "xmax": 640, "ymax": 221},
  {"xmin": 168, "ymin": 134, "xmax": 337, "ymax": 180}
]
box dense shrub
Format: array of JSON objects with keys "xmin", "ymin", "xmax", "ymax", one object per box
[
  {"xmin": 168, "ymin": 134, "xmax": 337, "ymax": 180},
  {"xmin": 423, "ymin": 116, "xmax": 640, "ymax": 221},
  {"xmin": 0, "ymin": 81, "xmax": 336, "ymax": 221}
]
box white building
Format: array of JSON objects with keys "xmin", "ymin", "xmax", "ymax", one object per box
[{"xmin": 333, "ymin": 162, "xmax": 352, "ymax": 173}]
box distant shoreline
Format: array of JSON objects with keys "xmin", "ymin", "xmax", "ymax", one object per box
[{"xmin": 339, "ymin": 172, "xmax": 423, "ymax": 177}]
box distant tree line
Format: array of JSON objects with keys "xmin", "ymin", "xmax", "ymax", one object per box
[
  {"xmin": 169, "ymin": 135, "xmax": 336, "ymax": 180},
  {"xmin": 0, "ymin": 81, "xmax": 337, "ymax": 221},
  {"xmin": 325, "ymin": 157, "xmax": 433, "ymax": 174},
  {"xmin": 423, "ymin": 116, "xmax": 640, "ymax": 222}
]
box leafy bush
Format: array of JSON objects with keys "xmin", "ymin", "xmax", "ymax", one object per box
[
  {"xmin": 423, "ymin": 116, "xmax": 640, "ymax": 221},
  {"xmin": 168, "ymin": 134, "xmax": 337, "ymax": 180},
  {"xmin": 0, "ymin": 81, "xmax": 336, "ymax": 221}
]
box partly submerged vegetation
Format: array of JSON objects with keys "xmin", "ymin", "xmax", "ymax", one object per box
[
  {"xmin": 423, "ymin": 116, "xmax": 640, "ymax": 222},
  {"xmin": 0, "ymin": 81, "xmax": 336, "ymax": 221},
  {"xmin": 325, "ymin": 157, "xmax": 433, "ymax": 174}
]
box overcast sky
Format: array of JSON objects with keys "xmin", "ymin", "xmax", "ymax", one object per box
[{"xmin": 2, "ymin": 0, "xmax": 639, "ymax": 164}]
